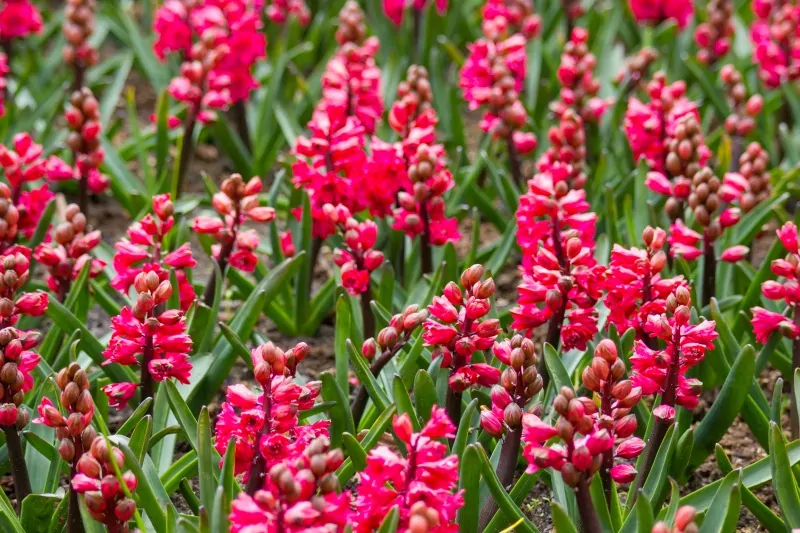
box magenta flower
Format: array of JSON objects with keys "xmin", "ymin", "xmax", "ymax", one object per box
[
  {"xmin": 353, "ymin": 407, "xmax": 463, "ymax": 532},
  {"xmin": 72, "ymin": 437, "xmax": 138, "ymax": 530},
  {"xmin": 628, "ymin": 0, "xmax": 693, "ymax": 30},
  {"xmin": 324, "ymin": 204, "xmax": 384, "ymax": 296},
  {"xmin": 482, "ymin": 0, "xmax": 540, "ymax": 41},
  {"xmin": 111, "ymin": 194, "xmax": 196, "ymax": 311},
  {"xmin": 0, "ymin": 326, "xmax": 40, "ymax": 429},
  {"xmin": 214, "ymin": 342, "xmax": 326, "ymax": 492},
  {"xmin": 424, "ymin": 265, "xmax": 501, "ymax": 422},
  {"xmin": 265, "ymin": 0, "xmax": 311, "ymax": 25},
  {"xmin": 0, "ymin": 0, "xmax": 42, "ymax": 41},
  {"xmin": 630, "ymin": 287, "xmax": 717, "ymax": 420},
  {"xmin": 512, "ymin": 171, "xmax": 604, "ymax": 351},
  {"xmin": 604, "ymin": 226, "xmax": 688, "ymax": 338},
  {"xmin": 192, "ymin": 174, "xmax": 274, "ymax": 273},
  {"xmin": 229, "ymin": 436, "xmax": 349, "ymax": 532},
  {"xmin": 383, "ymin": 0, "xmax": 447, "ymax": 26},
  {"xmin": 749, "ymin": 2, "xmax": 800, "ymax": 89},
  {"xmin": 551, "ymin": 28, "xmax": 608, "ymax": 124}
]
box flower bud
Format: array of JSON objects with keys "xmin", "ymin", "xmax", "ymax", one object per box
[{"xmin": 361, "ymin": 338, "xmax": 378, "ymax": 360}]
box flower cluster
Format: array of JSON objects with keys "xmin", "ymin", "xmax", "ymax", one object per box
[
  {"xmin": 536, "ymin": 109, "xmax": 587, "ymax": 189},
  {"xmin": 34, "ymin": 204, "xmax": 104, "ymax": 300},
  {"xmin": 322, "ymin": 204, "xmax": 383, "ymax": 296},
  {"xmin": 71, "ymin": 437, "xmax": 138, "ymax": 532},
  {"xmin": 0, "ymin": 248, "xmax": 48, "ymax": 325},
  {"xmin": 552, "ymin": 28, "xmax": 607, "ymax": 123},
  {"xmin": 102, "ymin": 272, "xmax": 193, "ymax": 408},
  {"xmin": 384, "ymin": 0, "xmax": 448, "ymax": 26},
  {"xmin": 628, "ymin": 0, "xmax": 693, "ymax": 30},
  {"xmin": 264, "ymin": 0, "xmax": 311, "ymax": 25},
  {"xmin": 0, "ymin": 327, "xmax": 39, "ymax": 427},
  {"xmin": 644, "ymin": 106, "xmax": 712, "ymax": 221},
  {"xmin": 229, "ymin": 436, "xmax": 349, "ymax": 532},
  {"xmin": 0, "ymin": 0, "xmax": 42, "ymax": 41},
  {"xmin": 362, "ymin": 305, "xmax": 427, "ymax": 362},
  {"xmin": 481, "ymin": 335, "xmax": 543, "ymax": 438},
  {"xmin": 582, "ymin": 340, "xmax": 645, "ymax": 484},
  {"xmin": 522, "ymin": 387, "xmax": 613, "ymax": 485},
  {"xmin": 604, "ymin": 226, "xmax": 687, "ymax": 338},
  {"xmin": 111, "ymin": 194, "xmax": 196, "ymax": 311},
  {"xmin": 721, "ymin": 64, "xmax": 763, "ymax": 139},
  {"xmin": 0, "ymin": 133, "xmax": 71, "ymax": 241},
  {"xmin": 630, "ymin": 286, "xmax": 718, "ymax": 422},
  {"xmin": 513, "ymin": 172, "xmax": 604, "ymax": 351},
  {"xmin": 34, "ymin": 362, "xmax": 95, "ymax": 466},
  {"xmin": 615, "ymin": 47, "xmax": 659, "ymax": 91},
  {"xmin": 193, "ymin": 174, "xmax": 274, "ymax": 272},
  {"xmin": 63, "ymin": 0, "xmax": 99, "ymax": 72},
  {"xmin": 694, "ymin": 0, "xmax": 734, "ymax": 65},
  {"xmin": 481, "ymin": 0, "xmax": 540, "ymax": 41},
  {"xmin": 721, "ymin": 142, "xmax": 770, "ymax": 213},
  {"xmin": 652, "ymin": 506, "xmax": 698, "ymax": 533},
  {"xmin": 63, "ymin": 88, "xmax": 110, "ymax": 194},
  {"xmin": 214, "ymin": 341, "xmax": 326, "ymax": 488},
  {"xmin": 354, "ymin": 407, "xmax": 463, "ymax": 532},
  {"xmin": 393, "ymin": 143, "xmax": 460, "ymax": 246},
  {"xmin": 460, "ymin": 34, "xmax": 537, "ymax": 154},
  {"xmin": 155, "ymin": 0, "xmax": 266, "ymax": 105},
  {"xmin": 750, "ymin": 0, "xmax": 800, "ymax": 89},
  {"xmin": 750, "ymin": 221, "xmax": 800, "ymax": 343},
  {"xmin": 424, "ymin": 265, "xmax": 502, "ymax": 394}
]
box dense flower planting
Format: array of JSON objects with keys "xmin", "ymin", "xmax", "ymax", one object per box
[{"xmin": 0, "ymin": 1, "xmax": 797, "ymax": 532}]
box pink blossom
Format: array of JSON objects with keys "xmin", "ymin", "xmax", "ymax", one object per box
[
  {"xmin": 353, "ymin": 407, "xmax": 463, "ymax": 532},
  {"xmin": 720, "ymin": 245, "xmax": 749, "ymax": 263},
  {"xmin": 628, "ymin": 0, "xmax": 693, "ymax": 30},
  {"xmin": 0, "ymin": 0, "xmax": 43, "ymax": 40}
]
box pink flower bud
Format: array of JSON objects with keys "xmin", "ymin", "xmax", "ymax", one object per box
[
  {"xmin": 480, "ymin": 410, "xmax": 504, "ymax": 438},
  {"xmin": 720, "ymin": 245, "xmax": 749, "ymax": 263},
  {"xmin": 392, "ymin": 413, "xmax": 413, "ymax": 443},
  {"xmin": 609, "ymin": 463, "xmax": 637, "ymax": 483}
]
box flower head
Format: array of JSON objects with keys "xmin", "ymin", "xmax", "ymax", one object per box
[
  {"xmin": 0, "ymin": 0, "xmax": 43, "ymax": 40},
  {"xmin": 628, "ymin": 0, "xmax": 693, "ymax": 30}
]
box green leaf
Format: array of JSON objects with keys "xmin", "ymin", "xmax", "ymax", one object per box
[
  {"xmin": 458, "ymin": 444, "xmax": 481, "ymax": 533},
  {"xmin": 689, "ymin": 345, "xmax": 755, "ymax": 469},
  {"xmin": 635, "ymin": 490, "xmax": 654, "ymax": 533},
  {"xmin": 698, "ymin": 469, "xmax": 742, "ymax": 533},
  {"xmin": 544, "ymin": 343, "xmax": 573, "ymax": 392},
  {"xmin": 342, "ymin": 433, "xmax": 367, "ymax": 472},
  {"xmin": 452, "ymin": 398, "xmax": 479, "ymax": 458},
  {"xmin": 588, "ymin": 475, "xmax": 615, "ymax": 532},
  {"xmin": 198, "ymin": 407, "xmax": 215, "ymax": 515},
  {"xmin": 334, "ymin": 294, "xmax": 352, "ymax": 394},
  {"xmin": 129, "ymin": 415, "xmax": 153, "ymax": 464},
  {"xmin": 164, "ymin": 381, "xmax": 222, "ymax": 474},
  {"xmin": 118, "ymin": 442, "xmax": 171, "ymax": 532},
  {"xmin": 413, "ymin": 370, "xmax": 437, "ymax": 423},
  {"xmin": 218, "ymin": 322, "xmax": 254, "ymax": 372},
  {"xmin": 471, "ymin": 444, "xmax": 539, "ymax": 533},
  {"xmin": 714, "ymin": 445, "xmax": 784, "ymax": 533},
  {"xmin": 377, "ymin": 507, "xmax": 400, "ymax": 533},
  {"xmin": 393, "ymin": 374, "xmax": 420, "ymax": 431},
  {"xmin": 320, "ymin": 372, "xmax": 356, "ymax": 449},
  {"xmin": 20, "ymin": 493, "xmax": 62, "ymax": 533},
  {"xmin": 337, "ymin": 405, "xmax": 396, "ymax": 484},
  {"xmin": 551, "ymin": 501, "xmax": 578, "ymax": 533},
  {"xmin": 347, "ymin": 340, "xmax": 389, "ymax": 411},
  {"xmin": 769, "ymin": 421, "xmax": 800, "ymax": 527}
]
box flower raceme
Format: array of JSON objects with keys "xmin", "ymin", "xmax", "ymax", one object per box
[
  {"xmin": 34, "ymin": 204, "xmax": 104, "ymax": 300},
  {"xmin": 383, "ymin": 0, "xmax": 447, "ymax": 26},
  {"xmin": 214, "ymin": 341, "xmax": 326, "ymax": 492},
  {"xmin": 324, "ymin": 204, "xmax": 384, "ymax": 296},
  {"xmin": 0, "ymin": 248, "xmax": 48, "ymax": 326},
  {"xmin": 354, "ymin": 407, "xmax": 463, "ymax": 532},
  {"xmin": 480, "ymin": 335, "xmax": 543, "ymax": 439},
  {"xmin": 512, "ymin": 172, "xmax": 604, "ymax": 352},
  {"xmin": 750, "ymin": 221, "xmax": 800, "ymax": 343},
  {"xmin": 0, "ymin": 0, "xmax": 42, "ymax": 41},
  {"xmin": 263, "ymin": 0, "xmax": 311, "ymax": 25},
  {"xmin": 193, "ymin": 174, "xmax": 275, "ymax": 273},
  {"xmin": 604, "ymin": 226, "xmax": 688, "ymax": 339},
  {"xmin": 63, "ymin": 88, "xmax": 109, "ymax": 194},
  {"xmin": 111, "ymin": 194, "xmax": 197, "ymax": 311},
  {"xmin": 481, "ymin": 0, "xmax": 540, "ymax": 41},
  {"xmin": 229, "ymin": 436, "xmax": 348, "ymax": 533},
  {"xmin": 154, "ymin": 0, "xmax": 265, "ymax": 107},
  {"xmin": 71, "ymin": 437, "xmax": 138, "ymax": 532},
  {"xmin": 63, "ymin": 0, "xmax": 99, "ymax": 71},
  {"xmin": 0, "ymin": 326, "xmax": 40, "ymax": 428},
  {"xmin": 552, "ymin": 28, "xmax": 608, "ymax": 123},
  {"xmin": 630, "ymin": 286, "xmax": 718, "ymax": 422},
  {"xmin": 750, "ymin": 0, "xmax": 800, "ymax": 89},
  {"xmin": 627, "ymin": 0, "xmax": 693, "ymax": 30},
  {"xmin": 424, "ymin": 265, "xmax": 501, "ymax": 394},
  {"xmin": 101, "ymin": 272, "xmax": 193, "ymax": 408},
  {"xmin": 582, "ymin": 340, "xmax": 645, "ymax": 485}
]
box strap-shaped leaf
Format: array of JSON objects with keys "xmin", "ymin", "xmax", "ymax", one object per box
[
  {"xmin": 458, "ymin": 444, "xmax": 481, "ymax": 533},
  {"xmin": 588, "ymin": 475, "xmax": 615, "ymax": 533},
  {"xmin": 393, "ymin": 374, "xmax": 420, "ymax": 431},
  {"xmin": 20, "ymin": 493, "xmax": 61, "ymax": 533},
  {"xmin": 551, "ymin": 501, "xmax": 578, "ymax": 533},
  {"xmin": 115, "ymin": 398, "xmax": 154, "ymax": 436},
  {"xmin": 689, "ymin": 345, "xmax": 754, "ymax": 469},
  {"xmin": 452, "ymin": 398, "xmax": 479, "ymax": 458},
  {"xmin": 544, "ymin": 343, "xmax": 573, "ymax": 393},
  {"xmin": 129, "ymin": 415, "xmax": 153, "ymax": 464},
  {"xmin": 377, "ymin": 506, "xmax": 400, "ymax": 533},
  {"xmin": 160, "ymin": 451, "xmax": 198, "ymax": 494},
  {"xmin": 334, "ymin": 294, "xmax": 352, "ymax": 393},
  {"xmin": 635, "ymin": 490, "xmax": 654, "ymax": 533},
  {"xmin": 671, "ymin": 429, "xmax": 694, "ymax": 482},
  {"xmin": 714, "ymin": 445, "xmax": 784, "ymax": 532},
  {"xmin": 769, "ymin": 421, "xmax": 800, "ymax": 527},
  {"xmin": 347, "ymin": 340, "xmax": 389, "ymax": 411},
  {"xmin": 117, "ymin": 442, "xmax": 173, "ymax": 532},
  {"xmin": 342, "ymin": 433, "xmax": 367, "ymax": 472},
  {"xmin": 217, "ymin": 322, "xmax": 254, "ymax": 371},
  {"xmin": 698, "ymin": 469, "xmax": 742, "ymax": 533},
  {"xmin": 770, "ymin": 377, "xmax": 784, "ymax": 424},
  {"xmin": 198, "ymin": 407, "xmax": 216, "ymax": 514},
  {"xmin": 483, "ymin": 473, "xmax": 541, "ymax": 533},
  {"xmin": 471, "ymin": 444, "xmax": 539, "ymax": 533},
  {"xmin": 642, "ymin": 424, "xmax": 676, "ymax": 508},
  {"xmin": 165, "ymin": 380, "xmax": 222, "ymax": 474},
  {"xmin": 320, "ymin": 373, "xmax": 356, "ymax": 448},
  {"xmin": 413, "ymin": 370, "xmax": 437, "ymax": 423}
]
